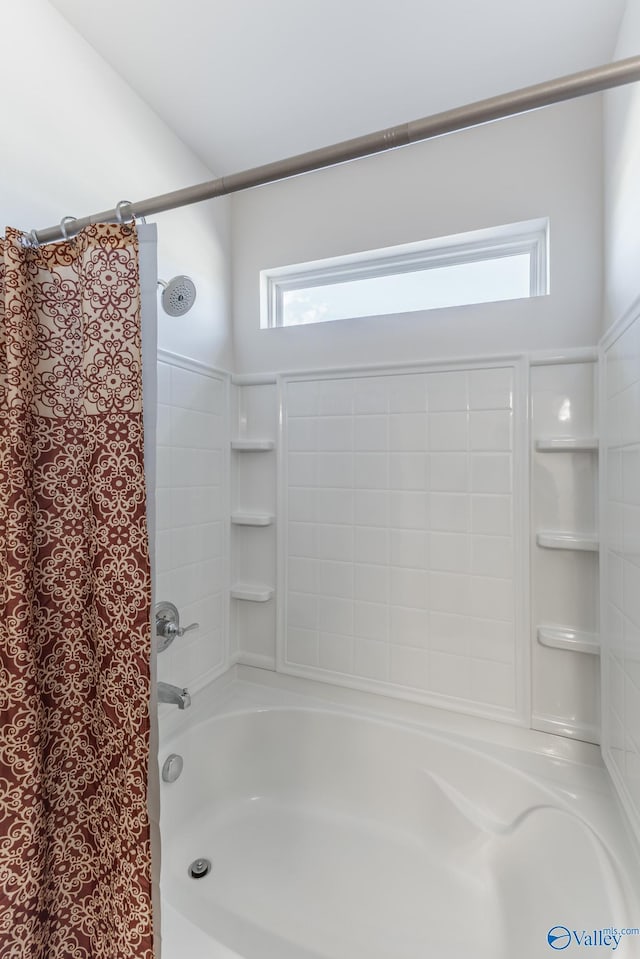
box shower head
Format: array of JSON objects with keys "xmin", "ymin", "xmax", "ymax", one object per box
[{"xmin": 158, "ymin": 276, "xmax": 197, "ymax": 317}]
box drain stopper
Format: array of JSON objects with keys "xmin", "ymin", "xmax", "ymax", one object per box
[{"xmin": 188, "ymin": 858, "xmax": 212, "ymax": 879}]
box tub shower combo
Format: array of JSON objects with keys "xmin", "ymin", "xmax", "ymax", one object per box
[
  {"xmin": 2, "ymin": 55, "xmax": 640, "ymax": 959},
  {"xmin": 155, "ymin": 354, "xmax": 640, "ymax": 959}
]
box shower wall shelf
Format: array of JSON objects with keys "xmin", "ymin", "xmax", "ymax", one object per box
[
  {"xmin": 536, "ymin": 531, "xmax": 599, "ymax": 552},
  {"xmin": 535, "ymin": 437, "xmax": 599, "ymax": 452},
  {"xmin": 537, "ymin": 625, "xmax": 600, "ymax": 655},
  {"xmin": 231, "ymin": 584, "xmax": 274, "ymax": 603},
  {"xmin": 231, "ymin": 439, "xmax": 275, "ymax": 451},
  {"xmin": 231, "ymin": 512, "xmax": 275, "ymax": 527}
]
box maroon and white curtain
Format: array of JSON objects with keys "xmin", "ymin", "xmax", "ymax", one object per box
[{"xmin": 0, "ymin": 224, "xmax": 154, "ymax": 958}]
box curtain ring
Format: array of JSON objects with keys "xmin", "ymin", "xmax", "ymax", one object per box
[
  {"xmin": 115, "ymin": 200, "xmax": 135, "ymax": 224},
  {"xmin": 59, "ymin": 216, "xmax": 77, "ymax": 240},
  {"xmin": 23, "ymin": 229, "xmax": 41, "ymax": 249}
]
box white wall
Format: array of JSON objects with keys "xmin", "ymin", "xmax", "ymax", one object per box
[
  {"xmin": 156, "ymin": 358, "xmax": 230, "ymax": 704},
  {"xmin": 231, "ymin": 97, "xmax": 603, "ymax": 374},
  {"xmin": 2, "ymin": 0, "xmax": 232, "ymax": 369},
  {"xmin": 278, "ymin": 363, "xmax": 526, "ymax": 725},
  {"xmin": 600, "ymin": 313, "xmax": 640, "ymax": 843},
  {"xmin": 604, "ymin": 0, "xmax": 640, "ymax": 330},
  {"xmin": 601, "ymin": 0, "xmax": 640, "ymax": 841}
]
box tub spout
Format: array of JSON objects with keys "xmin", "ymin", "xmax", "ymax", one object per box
[{"xmin": 158, "ymin": 682, "xmax": 191, "ymax": 709}]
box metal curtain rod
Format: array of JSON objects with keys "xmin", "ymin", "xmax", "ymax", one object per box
[{"xmin": 32, "ymin": 54, "xmax": 640, "ymax": 245}]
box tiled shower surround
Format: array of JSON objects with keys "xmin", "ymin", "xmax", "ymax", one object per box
[
  {"xmin": 157, "ymin": 351, "xmax": 599, "ymax": 748},
  {"xmin": 601, "ymin": 306, "xmax": 640, "ymax": 839},
  {"xmin": 279, "ymin": 365, "xmax": 524, "ymax": 722},
  {"xmin": 155, "ymin": 356, "xmax": 229, "ymax": 695}
]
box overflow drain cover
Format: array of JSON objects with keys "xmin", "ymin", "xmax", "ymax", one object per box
[{"xmin": 188, "ymin": 858, "xmax": 212, "ymax": 879}]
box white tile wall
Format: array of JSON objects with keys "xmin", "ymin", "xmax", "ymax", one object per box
[
  {"xmin": 279, "ymin": 364, "xmax": 523, "ymax": 722},
  {"xmin": 601, "ymin": 311, "xmax": 640, "ymax": 840},
  {"xmin": 155, "ymin": 358, "xmax": 229, "ymax": 696}
]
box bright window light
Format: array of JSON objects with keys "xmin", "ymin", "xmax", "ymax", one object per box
[{"xmin": 260, "ymin": 218, "xmax": 548, "ymax": 329}]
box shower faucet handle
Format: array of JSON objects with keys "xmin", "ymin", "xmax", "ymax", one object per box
[
  {"xmin": 162, "ymin": 620, "xmax": 199, "ymax": 641},
  {"xmin": 155, "ymin": 601, "xmax": 199, "ymax": 653}
]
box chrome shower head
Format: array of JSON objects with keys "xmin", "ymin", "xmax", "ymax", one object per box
[{"xmin": 158, "ymin": 276, "xmax": 197, "ymax": 317}]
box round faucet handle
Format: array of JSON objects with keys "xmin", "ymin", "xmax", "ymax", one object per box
[{"xmin": 155, "ymin": 601, "xmax": 199, "ymax": 653}]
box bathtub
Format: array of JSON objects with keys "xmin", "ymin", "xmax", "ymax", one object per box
[{"xmin": 159, "ymin": 669, "xmax": 640, "ymax": 959}]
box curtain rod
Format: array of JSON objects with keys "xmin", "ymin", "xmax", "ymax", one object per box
[{"xmin": 31, "ymin": 55, "xmax": 640, "ymax": 246}]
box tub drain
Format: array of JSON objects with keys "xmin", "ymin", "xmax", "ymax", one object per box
[{"xmin": 188, "ymin": 858, "xmax": 212, "ymax": 879}]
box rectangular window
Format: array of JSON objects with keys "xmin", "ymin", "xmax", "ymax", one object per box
[{"xmin": 260, "ymin": 218, "xmax": 548, "ymax": 329}]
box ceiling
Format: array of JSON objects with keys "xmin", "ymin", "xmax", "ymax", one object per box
[{"xmin": 49, "ymin": 0, "xmax": 627, "ymax": 176}]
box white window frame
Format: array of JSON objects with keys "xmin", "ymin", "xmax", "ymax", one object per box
[{"xmin": 260, "ymin": 217, "xmax": 549, "ymax": 329}]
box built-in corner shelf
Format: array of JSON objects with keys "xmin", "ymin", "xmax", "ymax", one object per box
[
  {"xmin": 535, "ymin": 437, "xmax": 598, "ymax": 452},
  {"xmin": 231, "ymin": 439, "xmax": 275, "ymax": 451},
  {"xmin": 536, "ymin": 531, "xmax": 599, "ymax": 552},
  {"xmin": 230, "ymin": 584, "xmax": 274, "ymax": 603},
  {"xmin": 537, "ymin": 625, "xmax": 600, "ymax": 655},
  {"xmin": 231, "ymin": 512, "xmax": 275, "ymax": 527}
]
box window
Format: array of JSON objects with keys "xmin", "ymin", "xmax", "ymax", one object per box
[{"xmin": 260, "ymin": 218, "xmax": 548, "ymax": 329}]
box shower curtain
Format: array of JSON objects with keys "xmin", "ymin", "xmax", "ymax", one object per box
[{"xmin": 0, "ymin": 224, "xmax": 154, "ymax": 959}]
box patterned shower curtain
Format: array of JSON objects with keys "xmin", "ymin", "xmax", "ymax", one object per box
[{"xmin": 0, "ymin": 225, "xmax": 154, "ymax": 959}]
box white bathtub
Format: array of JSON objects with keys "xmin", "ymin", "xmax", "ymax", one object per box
[{"xmin": 159, "ymin": 670, "xmax": 640, "ymax": 959}]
